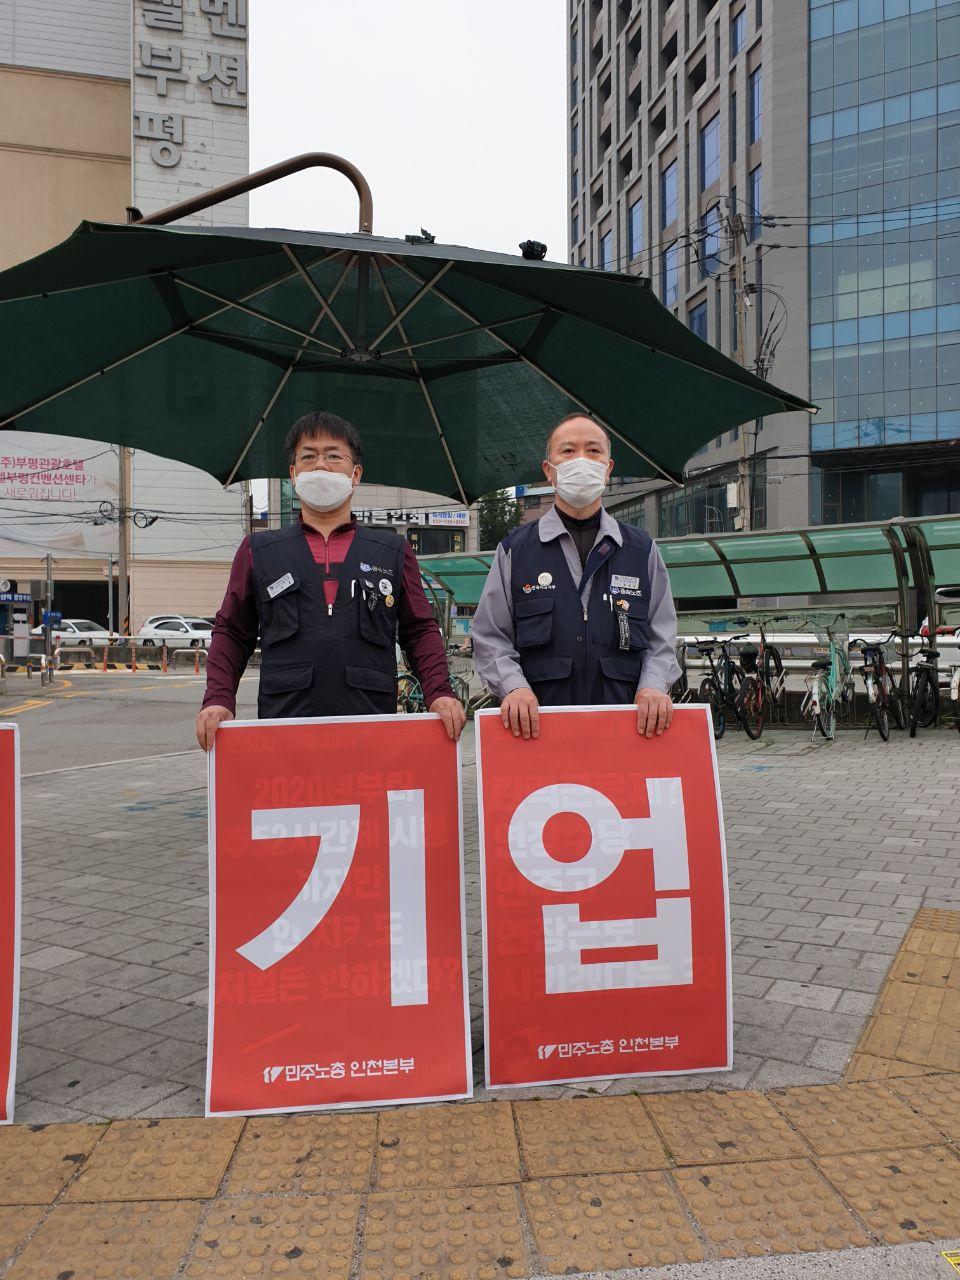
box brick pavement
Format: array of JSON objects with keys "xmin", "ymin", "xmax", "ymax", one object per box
[{"xmin": 13, "ymin": 728, "xmax": 960, "ymax": 1122}]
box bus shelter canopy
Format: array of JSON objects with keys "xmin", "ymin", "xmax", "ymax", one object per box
[{"xmin": 418, "ymin": 514, "xmax": 960, "ymax": 619}]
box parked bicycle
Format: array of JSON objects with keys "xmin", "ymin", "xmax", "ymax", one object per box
[
  {"xmin": 671, "ymin": 641, "xmax": 697, "ymax": 704},
  {"xmin": 855, "ymin": 632, "xmax": 905, "ymax": 741},
  {"xmin": 908, "ymin": 640, "xmax": 940, "ymax": 737},
  {"xmin": 800, "ymin": 615, "xmax": 855, "ymax": 741},
  {"xmin": 950, "ymin": 657, "xmax": 960, "ymax": 733},
  {"xmin": 696, "ymin": 635, "xmax": 764, "ymax": 741},
  {"xmin": 755, "ymin": 618, "xmax": 786, "ymax": 708}
]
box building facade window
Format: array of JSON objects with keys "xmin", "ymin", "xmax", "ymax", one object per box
[
  {"xmin": 748, "ymin": 65, "xmax": 762, "ymax": 144},
  {"xmin": 749, "ymin": 164, "xmax": 762, "ymax": 240},
  {"xmin": 572, "ymin": 120, "xmax": 579, "ymax": 156},
  {"xmin": 613, "ymin": 498, "xmax": 646, "ymax": 529},
  {"xmin": 658, "ymin": 460, "xmax": 767, "ymax": 536},
  {"xmin": 730, "ymin": 90, "xmax": 738, "ymax": 163},
  {"xmin": 660, "ymin": 159, "xmax": 678, "ymax": 228},
  {"xmin": 806, "ymin": 0, "xmax": 960, "ymax": 466},
  {"xmin": 731, "ymin": 8, "xmax": 745, "ymax": 54},
  {"xmin": 689, "ymin": 299, "xmax": 708, "ymax": 339},
  {"xmin": 662, "ymin": 242, "xmax": 680, "ymax": 307},
  {"xmin": 700, "ymin": 114, "xmax": 720, "ymax": 190},
  {"xmin": 700, "ymin": 204, "xmax": 723, "ymax": 278},
  {"xmin": 600, "ymin": 229, "xmax": 613, "ymax": 271},
  {"xmin": 628, "ymin": 197, "xmax": 643, "ymax": 259},
  {"xmin": 572, "ymin": 211, "xmax": 579, "ymax": 245}
]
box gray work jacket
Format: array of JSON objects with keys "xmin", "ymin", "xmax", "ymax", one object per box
[{"xmin": 472, "ymin": 504, "xmax": 681, "ymax": 698}]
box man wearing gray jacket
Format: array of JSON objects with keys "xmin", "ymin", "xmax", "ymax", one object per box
[{"xmin": 473, "ymin": 414, "xmax": 680, "ymax": 741}]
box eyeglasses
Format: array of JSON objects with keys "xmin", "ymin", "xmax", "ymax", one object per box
[{"xmin": 296, "ymin": 449, "xmax": 353, "ymax": 465}]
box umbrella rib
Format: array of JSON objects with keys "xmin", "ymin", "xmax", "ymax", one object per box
[
  {"xmin": 383, "ymin": 255, "xmax": 680, "ymax": 484},
  {"xmin": 367, "ymin": 261, "xmax": 453, "ymax": 351},
  {"xmin": 174, "ymin": 276, "xmax": 342, "ymax": 353},
  {"xmin": 281, "ymin": 244, "xmax": 356, "ymax": 350},
  {"xmin": 0, "ymin": 255, "xmax": 327, "ymax": 432},
  {"xmin": 371, "ymin": 257, "xmax": 469, "ymax": 508},
  {"xmin": 223, "ymin": 255, "xmax": 358, "ymax": 488},
  {"xmin": 377, "ymin": 309, "xmax": 547, "ymax": 358}
]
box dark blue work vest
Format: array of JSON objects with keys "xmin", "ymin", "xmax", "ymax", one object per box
[
  {"xmin": 504, "ymin": 517, "xmax": 653, "ymax": 706},
  {"xmin": 251, "ymin": 524, "xmax": 404, "ymax": 720}
]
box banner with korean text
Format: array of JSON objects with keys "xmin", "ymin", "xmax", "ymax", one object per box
[
  {"xmin": 477, "ymin": 705, "xmax": 730, "ymax": 1088},
  {"xmin": 0, "ymin": 725, "xmax": 21, "ymax": 1123},
  {"xmin": 207, "ymin": 715, "xmax": 471, "ymax": 1115}
]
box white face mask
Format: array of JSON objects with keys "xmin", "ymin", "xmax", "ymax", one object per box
[
  {"xmin": 550, "ymin": 457, "xmax": 608, "ymax": 508},
  {"xmin": 294, "ymin": 467, "xmax": 355, "ymax": 513}
]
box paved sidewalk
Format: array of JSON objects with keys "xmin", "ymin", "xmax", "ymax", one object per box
[
  {"xmin": 14, "ymin": 727, "xmax": 960, "ymax": 1121},
  {"xmin": 1, "ymin": 1071, "xmax": 960, "ymax": 1278}
]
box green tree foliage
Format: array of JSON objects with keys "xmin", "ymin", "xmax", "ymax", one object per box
[{"xmin": 478, "ymin": 489, "xmax": 521, "ymax": 550}]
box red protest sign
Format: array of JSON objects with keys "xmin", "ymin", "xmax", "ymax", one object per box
[
  {"xmin": 0, "ymin": 725, "xmax": 20, "ymax": 1124},
  {"xmin": 477, "ymin": 705, "xmax": 730, "ymax": 1088},
  {"xmin": 207, "ymin": 715, "xmax": 471, "ymax": 1115}
]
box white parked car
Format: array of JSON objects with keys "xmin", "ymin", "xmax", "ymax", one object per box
[
  {"xmin": 30, "ymin": 618, "xmax": 112, "ymax": 646},
  {"xmin": 137, "ymin": 615, "xmax": 214, "ymax": 649}
]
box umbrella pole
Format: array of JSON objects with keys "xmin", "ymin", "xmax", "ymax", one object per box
[{"xmin": 126, "ymin": 152, "xmax": 374, "ymax": 233}]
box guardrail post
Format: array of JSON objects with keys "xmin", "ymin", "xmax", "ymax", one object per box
[
  {"xmin": 161, "ymin": 642, "xmax": 168, "ymax": 674},
  {"xmin": 130, "ymin": 643, "xmax": 137, "ymax": 673}
]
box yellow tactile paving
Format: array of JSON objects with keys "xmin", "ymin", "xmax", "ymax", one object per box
[
  {"xmin": 644, "ymin": 1090, "xmax": 809, "ymax": 1165},
  {"xmin": 375, "ymin": 1101, "xmax": 520, "ymax": 1189},
  {"xmin": 226, "ymin": 1112, "xmax": 375, "ymax": 1194},
  {"xmin": 64, "ymin": 1117, "xmax": 244, "ymax": 1202},
  {"xmin": 673, "ymin": 1158, "xmax": 870, "ymax": 1257},
  {"xmin": 6, "ymin": 1200, "xmax": 202, "ymax": 1280},
  {"xmin": 769, "ymin": 1081, "xmax": 942, "ymax": 1156},
  {"xmin": 878, "ymin": 980, "xmax": 960, "ymax": 1027},
  {"xmin": 524, "ymin": 1171, "xmax": 702, "ymax": 1272},
  {"xmin": 891, "ymin": 950, "xmax": 960, "ymax": 988},
  {"xmin": 844, "ymin": 1052, "xmax": 938, "ymax": 1081},
  {"xmin": 0, "ymin": 1206, "xmax": 44, "ymax": 1262},
  {"xmin": 0, "ymin": 1123, "xmax": 105, "ymax": 1205},
  {"xmin": 915, "ymin": 908, "xmax": 960, "ymax": 933},
  {"xmin": 361, "ymin": 1186, "xmax": 528, "ymax": 1280},
  {"xmin": 902, "ymin": 927, "xmax": 960, "ymax": 957},
  {"xmin": 889, "ymin": 1072, "xmax": 960, "ymax": 1142},
  {"xmin": 818, "ymin": 1146, "xmax": 960, "ymax": 1244},
  {"xmin": 183, "ymin": 1194, "xmax": 360, "ymax": 1279},
  {"xmin": 858, "ymin": 1014, "xmax": 960, "ymax": 1073},
  {"xmin": 515, "ymin": 1096, "xmax": 668, "ymax": 1176}
]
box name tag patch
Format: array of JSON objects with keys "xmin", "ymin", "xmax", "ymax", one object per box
[
  {"xmin": 610, "ymin": 574, "xmax": 640, "ymax": 590},
  {"xmin": 266, "ymin": 572, "xmax": 295, "ymax": 599}
]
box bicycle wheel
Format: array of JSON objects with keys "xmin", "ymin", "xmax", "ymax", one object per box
[
  {"xmin": 874, "ymin": 699, "xmax": 890, "ymax": 742},
  {"xmin": 450, "ymin": 674, "xmax": 470, "ymax": 706},
  {"xmin": 884, "ymin": 671, "xmax": 906, "ymax": 731},
  {"xmin": 763, "ymin": 646, "xmax": 786, "ymax": 705},
  {"xmin": 909, "ymin": 669, "xmax": 937, "ymax": 736},
  {"xmin": 737, "ymin": 674, "xmax": 764, "ymax": 740},
  {"xmin": 814, "ymin": 679, "xmax": 835, "ymax": 739},
  {"xmin": 698, "ymin": 677, "xmax": 725, "ymax": 740}
]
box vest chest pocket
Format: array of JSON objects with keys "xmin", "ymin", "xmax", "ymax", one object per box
[
  {"xmin": 259, "ymin": 573, "xmax": 301, "ymax": 645},
  {"xmin": 357, "ymin": 595, "xmax": 396, "ymax": 647},
  {"xmin": 514, "ymin": 593, "xmax": 555, "ymax": 648}
]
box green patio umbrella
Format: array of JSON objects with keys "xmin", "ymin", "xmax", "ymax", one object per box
[{"xmin": 0, "ymin": 154, "xmax": 813, "ymax": 503}]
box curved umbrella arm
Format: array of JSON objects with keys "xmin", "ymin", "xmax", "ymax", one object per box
[{"xmin": 126, "ymin": 152, "xmax": 374, "ymax": 233}]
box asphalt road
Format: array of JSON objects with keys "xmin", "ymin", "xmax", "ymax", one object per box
[{"xmin": 0, "ymin": 669, "xmax": 260, "ymax": 773}]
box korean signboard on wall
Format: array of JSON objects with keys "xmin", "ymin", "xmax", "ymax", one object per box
[{"xmin": 132, "ymin": 0, "xmax": 249, "ymax": 224}]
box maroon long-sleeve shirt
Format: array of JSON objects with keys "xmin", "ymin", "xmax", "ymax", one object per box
[{"xmin": 202, "ymin": 518, "xmax": 455, "ymax": 714}]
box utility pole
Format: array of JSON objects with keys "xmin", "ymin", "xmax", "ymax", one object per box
[
  {"xmin": 107, "ymin": 554, "xmax": 116, "ymax": 635},
  {"xmin": 43, "ymin": 553, "xmax": 53, "ymax": 678},
  {"xmin": 117, "ymin": 446, "xmax": 131, "ymax": 634},
  {"xmin": 728, "ymin": 206, "xmax": 752, "ymax": 533}
]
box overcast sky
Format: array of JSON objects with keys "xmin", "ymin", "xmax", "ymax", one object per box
[{"xmin": 248, "ymin": 1, "xmax": 567, "ymax": 261}]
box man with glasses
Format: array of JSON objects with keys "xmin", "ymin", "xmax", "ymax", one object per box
[{"xmin": 196, "ymin": 410, "xmax": 466, "ymax": 749}]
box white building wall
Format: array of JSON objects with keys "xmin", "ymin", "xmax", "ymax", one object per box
[{"xmin": 0, "ymin": 0, "xmax": 130, "ymax": 80}]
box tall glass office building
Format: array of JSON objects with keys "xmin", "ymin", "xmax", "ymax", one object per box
[
  {"xmin": 569, "ymin": 1, "xmax": 960, "ymax": 534},
  {"xmin": 808, "ymin": 0, "xmax": 960, "ymax": 523}
]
